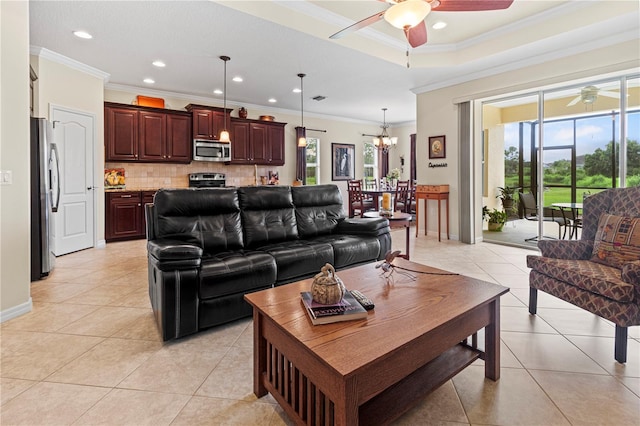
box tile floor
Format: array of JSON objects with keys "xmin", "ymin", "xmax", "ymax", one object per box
[{"xmin": 1, "ymin": 230, "xmax": 639, "ymax": 425}]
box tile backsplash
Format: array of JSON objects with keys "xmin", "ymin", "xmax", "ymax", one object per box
[{"xmin": 105, "ymin": 162, "xmax": 279, "ymax": 189}]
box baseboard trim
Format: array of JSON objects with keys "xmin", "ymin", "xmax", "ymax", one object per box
[
  {"xmin": 96, "ymin": 239, "xmax": 106, "ymax": 249},
  {"xmin": 0, "ymin": 298, "xmax": 33, "ymax": 323}
]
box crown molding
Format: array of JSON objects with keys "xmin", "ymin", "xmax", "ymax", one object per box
[
  {"xmin": 29, "ymin": 46, "xmax": 110, "ymax": 82},
  {"xmin": 105, "ymin": 83, "xmax": 382, "ymax": 126}
]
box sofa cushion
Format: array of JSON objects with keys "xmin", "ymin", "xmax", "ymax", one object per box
[
  {"xmin": 527, "ymin": 256, "xmax": 636, "ymax": 303},
  {"xmin": 291, "ymin": 184, "xmax": 344, "ymax": 237},
  {"xmin": 238, "ymin": 186, "xmax": 298, "ymax": 247},
  {"xmin": 199, "ymin": 251, "xmax": 277, "ymax": 299},
  {"xmin": 591, "ymin": 213, "xmax": 640, "ymax": 269},
  {"xmin": 258, "ymin": 240, "xmax": 334, "ymax": 283},
  {"xmin": 154, "ymin": 188, "xmax": 244, "ymax": 252},
  {"xmin": 310, "ymin": 235, "xmax": 380, "ymax": 269}
]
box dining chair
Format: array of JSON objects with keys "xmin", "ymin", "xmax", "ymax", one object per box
[
  {"xmin": 394, "ymin": 180, "xmax": 411, "ymax": 213},
  {"xmin": 347, "ymin": 180, "xmax": 375, "ymax": 218}
]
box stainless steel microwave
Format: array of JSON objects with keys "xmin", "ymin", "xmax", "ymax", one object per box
[{"xmin": 193, "ymin": 139, "xmax": 231, "ymax": 162}]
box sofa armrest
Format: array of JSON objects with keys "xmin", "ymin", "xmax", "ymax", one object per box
[
  {"xmin": 147, "ymin": 239, "xmax": 202, "ymax": 271},
  {"xmin": 537, "ymin": 239, "xmax": 594, "ymax": 260},
  {"xmin": 335, "ymin": 217, "xmax": 390, "ymax": 237}
]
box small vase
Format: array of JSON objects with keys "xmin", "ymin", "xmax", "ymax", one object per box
[
  {"xmin": 311, "ymin": 263, "xmax": 346, "ymax": 305},
  {"xmin": 239, "ymin": 107, "xmax": 248, "ymax": 119}
]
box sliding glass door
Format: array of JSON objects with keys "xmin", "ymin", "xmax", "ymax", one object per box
[{"xmin": 481, "ymin": 73, "xmax": 639, "ymax": 243}]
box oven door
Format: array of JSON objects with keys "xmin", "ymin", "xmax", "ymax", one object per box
[{"xmin": 193, "ymin": 140, "xmax": 231, "ymax": 162}]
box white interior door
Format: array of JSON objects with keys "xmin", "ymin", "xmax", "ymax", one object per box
[{"xmin": 51, "ymin": 106, "xmax": 95, "ymax": 256}]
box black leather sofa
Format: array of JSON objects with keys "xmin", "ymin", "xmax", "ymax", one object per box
[{"xmin": 146, "ymin": 184, "xmax": 391, "ymax": 341}]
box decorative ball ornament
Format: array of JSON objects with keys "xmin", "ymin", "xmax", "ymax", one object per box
[{"xmin": 311, "ymin": 263, "xmax": 346, "ymax": 305}]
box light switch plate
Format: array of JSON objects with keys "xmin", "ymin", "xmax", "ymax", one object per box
[{"xmin": 0, "ymin": 170, "xmax": 12, "ymax": 185}]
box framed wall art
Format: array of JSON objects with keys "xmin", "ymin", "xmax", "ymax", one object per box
[
  {"xmin": 428, "ymin": 135, "xmax": 446, "ymax": 159},
  {"xmin": 331, "ymin": 143, "xmax": 355, "ymax": 181}
]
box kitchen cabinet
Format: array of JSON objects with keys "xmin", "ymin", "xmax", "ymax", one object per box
[
  {"xmin": 105, "ymin": 106, "xmax": 138, "ymax": 161},
  {"xmin": 106, "ymin": 190, "xmax": 157, "ymax": 242},
  {"xmin": 104, "ymin": 102, "xmax": 191, "ymax": 163},
  {"xmin": 185, "ymin": 103, "xmax": 230, "ymax": 141},
  {"xmin": 229, "ymin": 117, "xmax": 286, "ymax": 165}
]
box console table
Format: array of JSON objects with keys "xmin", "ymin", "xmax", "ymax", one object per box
[{"xmin": 415, "ymin": 184, "xmax": 449, "ymax": 241}]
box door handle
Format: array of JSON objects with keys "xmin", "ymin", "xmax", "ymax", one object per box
[{"xmin": 87, "ymin": 186, "xmax": 96, "ymax": 190}]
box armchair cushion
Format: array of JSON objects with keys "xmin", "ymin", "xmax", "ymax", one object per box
[
  {"xmin": 527, "ymin": 256, "xmax": 636, "ymax": 303},
  {"xmin": 591, "ymin": 213, "xmax": 640, "ymax": 269}
]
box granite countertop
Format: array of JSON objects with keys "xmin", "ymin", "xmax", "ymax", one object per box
[{"xmin": 104, "ymin": 187, "xmax": 165, "ymax": 193}]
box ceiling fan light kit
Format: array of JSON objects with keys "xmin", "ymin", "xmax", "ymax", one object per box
[{"xmin": 384, "ymin": 0, "xmax": 431, "ymax": 29}]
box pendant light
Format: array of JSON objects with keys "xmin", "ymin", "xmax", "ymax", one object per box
[
  {"xmin": 297, "ymin": 73, "xmax": 306, "ymax": 148},
  {"xmin": 219, "ymin": 55, "xmax": 231, "ymax": 143}
]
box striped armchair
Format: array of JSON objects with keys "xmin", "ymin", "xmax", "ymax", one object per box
[{"xmin": 527, "ymin": 187, "xmax": 640, "ymax": 363}]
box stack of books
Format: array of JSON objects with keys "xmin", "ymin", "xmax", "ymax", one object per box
[{"xmin": 300, "ymin": 291, "xmax": 368, "ymax": 325}]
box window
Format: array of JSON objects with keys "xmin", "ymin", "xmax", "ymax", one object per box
[
  {"xmin": 305, "ymin": 137, "xmax": 319, "ymax": 185},
  {"xmin": 363, "ymin": 142, "xmax": 378, "ymax": 185}
]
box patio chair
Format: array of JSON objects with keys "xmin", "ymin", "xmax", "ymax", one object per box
[{"xmin": 519, "ymin": 191, "xmax": 570, "ymax": 240}]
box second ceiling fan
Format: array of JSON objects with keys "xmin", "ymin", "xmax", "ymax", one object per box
[{"xmin": 330, "ymin": 0, "xmax": 514, "ymax": 48}]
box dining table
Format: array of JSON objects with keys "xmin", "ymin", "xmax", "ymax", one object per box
[{"xmin": 551, "ymin": 202, "xmax": 583, "ymax": 239}]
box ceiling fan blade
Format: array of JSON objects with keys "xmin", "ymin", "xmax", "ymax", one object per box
[
  {"xmin": 433, "ymin": 0, "xmax": 514, "ymax": 12},
  {"xmin": 567, "ymin": 96, "xmax": 582, "ymax": 107},
  {"xmin": 406, "ymin": 21, "xmax": 427, "ymax": 47},
  {"xmin": 329, "ymin": 11, "xmax": 386, "ymax": 39},
  {"xmin": 599, "ymin": 90, "xmax": 621, "ymax": 99}
]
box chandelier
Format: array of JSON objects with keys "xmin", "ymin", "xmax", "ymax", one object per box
[{"xmin": 372, "ymin": 108, "xmax": 397, "ymax": 153}]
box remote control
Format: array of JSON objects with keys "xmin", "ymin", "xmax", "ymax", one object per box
[{"xmin": 350, "ymin": 290, "xmax": 375, "ymax": 310}]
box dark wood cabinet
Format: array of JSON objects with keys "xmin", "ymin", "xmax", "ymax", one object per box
[
  {"xmin": 106, "ymin": 190, "xmax": 157, "ymax": 242},
  {"xmin": 105, "ymin": 106, "xmax": 139, "ymax": 161},
  {"xmin": 138, "ymin": 111, "xmax": 166, "ymax": 161},
  {"xmin": 105, "ymin": 102, "xmax": 191, "ymax": 163},
  {"xmin": 229, "ymin": 117, "xmax": 286, "ymax": 165},
  {"xmin": 185, "ymin": 104, "xmax": 230, "ymax": 141},
  {"xmin": 166, "ymin": 114, "xmax": 191, "ymax": 162},
  {"xmin": 106, "ymin": 192, "xmax": 143, "ymax": 242}
]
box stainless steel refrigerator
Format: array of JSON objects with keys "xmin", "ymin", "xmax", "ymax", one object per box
[{"xmin": 30, "ymin": 117, "xmax": 60, "ymax": 281}]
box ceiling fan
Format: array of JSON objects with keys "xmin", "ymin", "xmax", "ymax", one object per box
[
  {"xmin": 329, "ymin": 0, "xmax": 514, "ymax": 48},
  {"xmin": 566, "ymin": 85, "xmax": 621, "ymax": 106}
]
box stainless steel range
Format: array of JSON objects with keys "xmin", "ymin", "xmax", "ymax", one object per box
[{"xmin": 189, "ymin": 173, "xmax": 226, "ymax": 188}]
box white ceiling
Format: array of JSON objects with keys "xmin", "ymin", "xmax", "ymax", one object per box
[{"xmin": 29, "ymin": 0, "xmax": 639, "ymax": 125}]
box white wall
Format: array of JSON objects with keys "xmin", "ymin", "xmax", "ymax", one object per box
[
  {"xmin": 31, "ymin": 51, "xmax": 107, "ymax": 244},
  {"xmin": 0, "ymin": 1, "xmax": 31, "ymax": 319},
  {"xmin": 416, "ymin": 39, "xmax": 640, "ymax": 240}
]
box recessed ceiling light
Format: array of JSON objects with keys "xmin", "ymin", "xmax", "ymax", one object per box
[
  {"xmin": 432, "ymin": 21, "xmax": 447, "ymax": 30},
  {"xmin": 73, "ymin": 30, "xmax": 93, "ymax": 39},
  {"xmin": 292, "ymin": 88, "xmax": 302, "ymax": 93},
  {"xmin": 213, "ymin": 89, "xmax": 223, "ymax": 95},
  {"xmin": 143, "ymin": 78, "xmax": 155, "ymax": 84},
  {"xmin": 232, "ymin": 76, "xmax": 243, "ymax": 83},
  {"xmin": 268, "ymin": 98, "xmax": 277, "ymax": 103},
  {"xmin": 152, "ymin": 60, "xmax": 166, "ymax": 68}
]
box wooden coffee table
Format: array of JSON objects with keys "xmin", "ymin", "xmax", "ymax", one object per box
[{"xmin": 245, "ymin": 259, "xmax": 509, "ymax": 425}]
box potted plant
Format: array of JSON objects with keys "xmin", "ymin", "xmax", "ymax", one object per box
[
  {"xmin": 483, "ymin": 206, "xmax": 508, "ymax": 232},
  {"xmin": 496, "ymin": 186, "xmax": 520, "ymax": 211}
]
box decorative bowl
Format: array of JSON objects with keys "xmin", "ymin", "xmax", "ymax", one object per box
[{"xmin": 259, "ymin": 115, "xmax": 275, "ymax": 121}]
